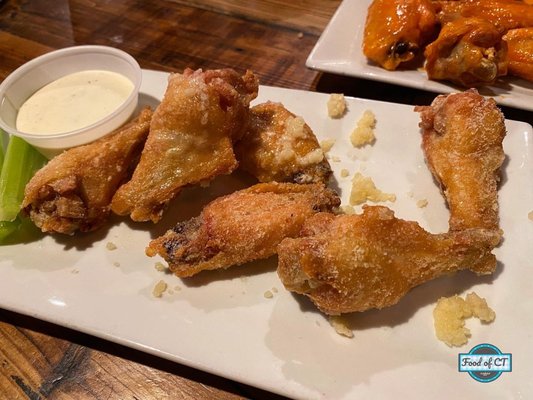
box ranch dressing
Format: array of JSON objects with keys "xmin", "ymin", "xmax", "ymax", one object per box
[{"xmin": 16, "ymin": 70, "xmax": 134, "ymax": 135}]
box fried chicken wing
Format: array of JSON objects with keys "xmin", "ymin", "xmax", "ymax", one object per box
[
  {"xmin": 146, "ymin": 182, "xmax": 340, "ymax": 277},
  {"xmin": 277, "ymin": 206, "xmax": 501, "ymax": 315},
  {"xmin": 235, "ymin": 101, "xmax": 332, "ymax": 184},
  {"xmin": 363, "ymin": 0, "xmax": 439, "ymax": 70},
  {"xmin": 22, "ymin": 108, "xmax": 152, "ymax": 235},
  {"xmin": 435, "ymin": 0, "xmax": 533, "ymax": 33},
  {"xmin": 424, "ymin": 17, "xmax": 508, "ymax": 87},
  {"xmin": 111, "ymin": 68, "xmax": 259, "ymax": 223},
  {"xmin": 503, "ymin": 27, "xmax": 533, "ymax": 81},
  {"xmin": 415, "ymin": 90, "xmax": 506, "ymax": 231}
]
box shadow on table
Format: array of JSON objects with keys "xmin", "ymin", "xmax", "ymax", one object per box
[{"xmin": 313, "ymin": 73, "xmax": 533, "ymax": 124}]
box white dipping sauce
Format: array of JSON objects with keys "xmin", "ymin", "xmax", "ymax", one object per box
[{"xmin": 16, "ymin": 70, "xmax": 134, "ymax": 135}]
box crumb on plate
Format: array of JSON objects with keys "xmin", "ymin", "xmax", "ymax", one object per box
[
  {"xmin": 528, "ymin": 211, "xmax": 533, "ymax": 221},
  {"xmin": 417, "ymin": 199, "xmax": 429, "ymax": 208},
  {"xmin": 152, "ymin": 280, "xmax": 168, "ymax": 298},
  {"xmin": 106, "ymin": 241, "xmax": 117, "ymax": 250},
  {"xmin": 329, "ymin": 315, "xmax": 354, "ymax": 338},
  {"xmin": 340, "ymin": 168, "xmax": 350, "ymax": 178},
  {"xmin": 155, "ymin": 261, "xmax": 166, "ymax": 272},
  {"xmin": 264, "ymin": 290, "xmax": 274, "ymax": 299},
  {"xmin": 320, "ymin": 138, "xmax": 336, "ymax": 153}
]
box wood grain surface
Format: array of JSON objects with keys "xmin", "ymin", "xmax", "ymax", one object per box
[{"xmin": 0, "ymin": 0, "xmax": 531, "ymax": 399}]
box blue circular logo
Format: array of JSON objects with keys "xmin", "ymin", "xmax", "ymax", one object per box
[{"xmin": 459, "ymin": 344, "xmax": 512, "ymax": 383}]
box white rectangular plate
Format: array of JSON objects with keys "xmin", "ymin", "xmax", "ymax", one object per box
[
  {"xmin": 306, "ymin": 0, "xmax": 533, "ymax": 112},
  {"xmin": 1, "ymin": 69, "xmax": 533, "ymax": 399}
]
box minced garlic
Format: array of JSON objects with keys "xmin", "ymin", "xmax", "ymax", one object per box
[
  {"xmin": 351, "ymin": 110, "xmax": 376, "ymax": 147},
  {"xmin": 349, "ymin": 173, "xmax": 396, "ymax": 205},
  {"xmin": 327, "ymin": 93, "xmax": 346, "ymax": 118},
  {"xmin": 433, "ymin": 292, "xmax": 495, "ymax": 347}
]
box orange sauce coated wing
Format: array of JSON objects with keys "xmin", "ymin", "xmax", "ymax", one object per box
[
  {"xmin": 503, "ymin": 27, "xmax": 533, "ymax": 81},
  {"xmin": 363, "ymin": 0, "xmax": 438, "ymax": 70}
]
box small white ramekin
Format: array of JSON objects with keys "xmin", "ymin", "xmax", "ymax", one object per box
[{"xmin": 0, "ymin": 45, "xmax": 142, "ymax": 158}]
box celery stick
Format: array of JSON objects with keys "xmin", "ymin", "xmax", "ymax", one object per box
[
  {"xmin": 0, "ymin": 129, "xmax": 6, "ymax": 175},
  {"xmin": 0, "ymin": 219, "xmax": 19, "ymax": 241},
  {"xmin": 0, "ymin": 138, "xmax": 4, "ymax": 176},
  {"xmin": 0, "ymin": 135, "xmax": 47, "ymax": 221}
]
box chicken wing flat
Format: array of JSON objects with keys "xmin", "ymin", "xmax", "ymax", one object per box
[
  {"xmin": 277, "ymin": 206, "xmax": 501, "ymax": 315},
  {"xmin": 111, "ymin": 68, "xmax": 259, "ymax": 223},
  {"xmin": 435, "ymin": 0, "xmax": 533, "ymax": 33},
  {"xmin": 415, "ymin": 90, "xmax": 506, "ymax": 231},
  {"xmin": 235, "ymin": 101, "xmax": 332, "ymax": 184},
  {"xmin": 22, "ymin": 108, "xmax": 152, "ymax": 235},
  {"xmin": 503, "ymin": 27, "xmax": 533, "ymax": 81},
  {"xmin": 146, "ymin": 182, "xmax": 340, "ymax": 277},
  {"xmin": 424, "ymin": 17, "xmax": 508, "ymax": 87},
  {"xmin": 363, "ymin": 0, "xmax": 439, "ymax": 70}
]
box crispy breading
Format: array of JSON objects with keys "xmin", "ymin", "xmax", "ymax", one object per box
[
  {"xmin": 415, "ymin": 89, "xmax": 506, "ymax": 231},
  {"xmin": 111, "ymin": 68, "xmax": 258, "ymax": 222},
  {"xmin": 277, "ymin": 206, "xmax": 501, "ymax": 315},
  {"xmin": 22, "ymin": 108, "xmax": 152, "ymax": 235},
  {"xmin": 146, "ymin": 182, "xmax": 340, "ymax": 277},
  {"xmin": 235, "ymin": 101, "xmax": 332, "ymax": 184}
]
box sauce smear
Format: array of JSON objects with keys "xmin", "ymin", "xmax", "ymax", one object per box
[{"xmin": 16, "ymin": 70, "xmax": 134, "ymax": 135}]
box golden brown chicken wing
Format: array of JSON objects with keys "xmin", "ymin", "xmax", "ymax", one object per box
[
  {"xmin": 111, "ymin": 68, "xmax": 259, "ymax": 223},
  {"xmin": 277, "ymin": 206, "xmax": 501, "ymax": 315},
  {"xmin": 424, "ymin": 17, "xmax": 508, "ymax": 87},
  {"xmin": 503, "ymin": 27, "xmax": 533, "ymax": 81},
  {"xmin": 435, "ymin": 0, "xmax": 533, "ymax": 33},
  {"xmin": 363, "ymin": 0, "xmax": 439, "ymax": 70},
  {"xmin": 146, "ymin": 182, "xmax": 340, "ymax": 277},
  {"xmin": 22, "ymin": 108, "xmax": 152, "ymax": 235},
  {"xmin": 415, "ymin": 90, "xmax": 506, "ymax": 231},
  {"xmin": 235, "ymin": 101, "xmax": 332, "ymax": 184}
]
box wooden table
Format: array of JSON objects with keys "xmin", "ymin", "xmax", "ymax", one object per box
[{"xmin": 0, "ymin": 1, "xmax": 531, "ymax": 399}]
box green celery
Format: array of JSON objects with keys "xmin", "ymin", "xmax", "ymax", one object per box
[
  {"xmin": 0, "ymin": 219, "xmax": 19, "ymax": 241},
  {"xmin": 0, "ymin": 134, "xmax": 47, "ymax": 221},
  {"xmin": 0, "ymin": 131, "xmax": 5, "ymax": 176}
]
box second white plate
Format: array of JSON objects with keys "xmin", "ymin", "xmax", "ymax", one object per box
[{"xmin": 306, "ymin": 0, "xmax": 533, "ymax": 111}]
